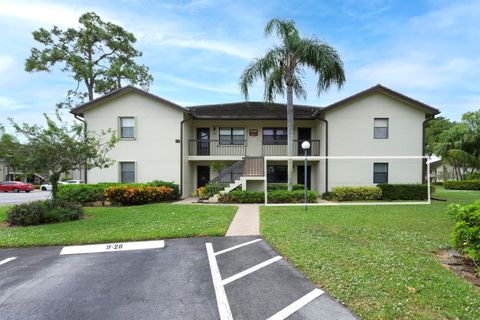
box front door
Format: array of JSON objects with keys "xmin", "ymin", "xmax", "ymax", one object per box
[
  {"xmin": 196, "ymin": 128, "xmax": 210, "ymax": 155},
  {"xmin": 297, "ymin": 165, "xmax": 311, "ymax": 190},
  {"xmin": 298, "ymin": 128, "xmax": 312, "ymax": 156},
  {"xmin": 197, "ymin": 166, "xmax": 210, "ymax": 188}
]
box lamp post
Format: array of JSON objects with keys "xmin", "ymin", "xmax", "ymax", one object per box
[{"xmin": 301, "ymin": 141, "xmax": 311, "ymax": 211}]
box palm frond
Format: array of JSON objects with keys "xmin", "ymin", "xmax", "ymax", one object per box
[
  {"xmin": 295, "ymin": 38, "xmax": 346, "ymax": 94},
  {"xmin": 239, "ymin": 47, "xmax": 284, "ymax": 99},
  {"xmin": 264, "ymin": 68, "xmax": 285, "ymax": 102}
]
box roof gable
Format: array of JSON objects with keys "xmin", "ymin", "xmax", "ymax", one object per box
[
  {"xmin": 321, "ymin": 84, "xmax": 440, "ymax": 116},
  {"xmin": 71, "ymin": 86, "xmax": 187, "ymax": 116}
]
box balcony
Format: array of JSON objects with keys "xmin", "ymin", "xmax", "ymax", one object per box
[
  {"xmin": 262, "ymin": 140, "xmax": 321, "ymax": 156},
  {"xmin": 188, "ymin": 140, "xmax": 247, "ymax": 156}
]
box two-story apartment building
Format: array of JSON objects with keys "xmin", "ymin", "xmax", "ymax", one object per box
[{"xmin": 71, "ymin": 84, "xmax": 439, "ymax": 198}]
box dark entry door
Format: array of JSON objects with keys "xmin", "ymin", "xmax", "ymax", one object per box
[
  {"xmin": 297, "ymin": 165, "xmax": 311, "ymax": 190},
  {"xmin": 197, "ymin": 166, "xmax": 210, "ymax": 188},
  {"xmin": 197, "ymin": 128, "xmax": 210, "ymax": 155},
  {"xmin": 298, "ymin": 128, "xmax": 312, "ymax": 156}
]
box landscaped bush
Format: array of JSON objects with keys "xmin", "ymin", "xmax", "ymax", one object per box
[
  {"xmin": 378, "ymin": 184, "xmax": 432, "ymax": 200},
  {"xmin": 325, "ymin": 186, "xmax": 382, "ymax": 201},
  {"xmin": 7, "ymin": 200, "xmax": 83, "ymax": 226},
  {"xmin": 204, "ymin": 182, "xmax": 229, "ymax": 197},
  {"xmin": 57, "ymin": 184, "xmax": 105, "ymax": 203},
  {"xmin": 219, "ymin": 190, "xmax": 317, "ymax": 203},
  {"xmin": 57, "ymin": 181, "xmax": 180, "ymax": 204},
  {"xmin": 104, "ymin": 186, "xmax": 175, "ymax": 205},
  {"xmin": 267, "ymin": 183, "xmax": 304, "ymax": 191},
  {"xmin": 448, "ymin": 201, "xmax": 480, "ymax": 272},
  {"xmin": 444, "ymin": 180, "xmax": 480, "ymax": 190},
  {"xmin": 465, "ymin": 172, "xmax": 480, "ymax": 180},
  {"xmin": 146, "ymin": 180, "xmax": 180, "ymax": 199}
]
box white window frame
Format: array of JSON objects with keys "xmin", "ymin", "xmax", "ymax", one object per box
[
  {"xmin": 119, "ymin": 161, "xmax": 136, "ymax": 183},
  {"xmin": 119, "ymin": 116, "xmax": 136, "ymax": 140},
  {"xmin": 374, "ymin": 118, "xmax": 389, "ymax": 139}
]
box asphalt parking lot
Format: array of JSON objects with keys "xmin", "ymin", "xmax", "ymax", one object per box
[
  {"xmin": 0, "ymin": 237, "xmax": 355, "ymax": 320},
  {"xmin": 0, "ymin": 190, "xmax": 50, "ymax": 205}
]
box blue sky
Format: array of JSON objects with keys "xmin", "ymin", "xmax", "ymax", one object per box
[{"xmin": 0, "ymin": 0, "xmax": 479, "ymax": 130}]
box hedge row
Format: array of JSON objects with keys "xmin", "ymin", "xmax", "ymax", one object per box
[
  {"xmin": 448, "ymin": 201, "xmax": 480, "ymax": 272},
  {"xmin": 104, "ymin": 186, "xmax": 175, "ymax": 205},
  {"xmin": 57, "ymin": 180, "xmax": 180, "ymax": 203},
  {"xmin": 444, "ymin": 180, "xmax": 480, "ymax": 190},
  {"xmin": 267, "ymin": 183, "xmax": 304, "ymax": 191},
  {"xmin": 323, "ymin": 184, "xmax": 431, "ymax": 201},
  {"xmin": 378, "ymin": 184, "xmax": 431, "ymax": 200},
  {"xmin": 219, "ymin": 190, "xmax": 317, "ymax": 204},
  {"xmin": 323, "ymin": 186, "xmax": 382, "ymax": 201}
]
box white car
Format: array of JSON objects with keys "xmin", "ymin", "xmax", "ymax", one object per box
[{"xmin": 40, "ymin": 180, "xmax": 84, "ymax": 191}]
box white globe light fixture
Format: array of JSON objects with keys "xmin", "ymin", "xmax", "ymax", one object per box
[
  {"xmin": 301, "ymin": 140, "xmax": 311, "ymax": 211},
  {"xmin": 301, "ymin": 140, "xmax": 311, "ymax": 150}
]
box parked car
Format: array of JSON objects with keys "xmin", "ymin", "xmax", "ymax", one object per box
[
  {"xmin": 40, "ymin": 180, "xmax": 84, "ymax": 191},
  {"xmin": 0, "ymin": 181, "xmax": 35, "ymax": 193}
]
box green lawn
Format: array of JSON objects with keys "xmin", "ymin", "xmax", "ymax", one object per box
[
  {"xmin": 0, "ymin": 204, "xmax": 237, "ymax": 248},
  {"xmin": 261, "ymin": 187, "xmax": 480, "ymax": 320}
]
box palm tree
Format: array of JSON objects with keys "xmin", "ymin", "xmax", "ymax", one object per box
[{"xmin": 240, "ymin": 18, "xmax": 346, "ymax": 190}]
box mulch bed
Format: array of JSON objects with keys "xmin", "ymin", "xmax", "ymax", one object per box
[{"xmin": 437, "ymin": 249, "xmax": 480, "ymax": 287}]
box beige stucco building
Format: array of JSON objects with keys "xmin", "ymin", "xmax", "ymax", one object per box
[{"xmin": 71, "ymin": 84, "xmax": 440, "ymax": 198}]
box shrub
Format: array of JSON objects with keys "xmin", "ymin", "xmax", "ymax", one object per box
[
  {"xmin": 57, "ymin": 181, "xmax": 180, "ymax": 204},
  {"xmin": 146, "ymin": 180, "xmax": 180, "ymax": 199},
  {"xmin": 378, "ymin": 184, "xmax": 432, "ymax": 200},
  {"xmin": 328, "ymin": 186, "xmax": 382, "ymax": 201},
  {"xmin": 204, "ymin": 182, "xmax": 229, "ymax": 197},
  {"xmin": 268, "ymin": 190, "xmax": 317, "ymax": 203},
  {"xmin": 267, "ymin": 183, "xmax": 304, "ymax": 191},
  {"xmin": 104, "ymin": 186, "xmax": 175, "ymax": 205},
  {"xmin": 465, "ymin": 172, "xmax": 480, "ymax": 180},
  {"xmin": 444, "ymin": 180, "xmax": 480, "ymax": 190},
  {"xmin": 7, "ymin": 200, "xmax": 83, "ymax": 226},
  {"xmin": 448, "ymin": 201, "xmax": 480, "ymax": 271},
  {"xmin": 57, "ymin": 184, "xmax": 105, "ymax": 203},
  {"xmin": 219, "ymin": 190, "xmax": 317, "ymax": 203}
]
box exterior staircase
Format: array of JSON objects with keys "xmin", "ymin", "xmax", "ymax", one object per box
[{"xmin": 208, "ymin": 156, "xmax": 264, "ymax": 202}]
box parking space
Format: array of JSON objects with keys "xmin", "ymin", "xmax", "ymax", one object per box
[
  {"xmin": 0, "ymin": 237, "xmax": 355, "ymax": 320},
  {"xmin": 0, "ymin": 190, "xmax": 50, "ymax": 205}
]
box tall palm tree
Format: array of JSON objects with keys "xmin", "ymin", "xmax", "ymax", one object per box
[{"xmin": 240, "ymin": 18, "xmax": 346, "ymax": 190}]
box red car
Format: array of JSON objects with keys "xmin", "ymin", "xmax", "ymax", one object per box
[{"xmin": 0, "ymin": 181, "xmax": 35, "ymax": 193}]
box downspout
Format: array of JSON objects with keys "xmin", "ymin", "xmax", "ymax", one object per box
[
  {"xmin": 180, "ymin": 115, "xmax": 192, "ymax": 198},
  {"xmin": 318, "ymin": 114, "xmax": 329, "ymax": 193},
  {"xmin": 74, "ymin": 114, "xmax": 88, "ymax": 183},
  {"xmin": 422, "ymin": 115, "xmax": 435, "ymax": 184}
]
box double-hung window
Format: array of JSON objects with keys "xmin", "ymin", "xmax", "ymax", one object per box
[
  {"xmin": 120, "ymin": 117, "xmax": 135, "ymax": 139},
  {"xmin": 263, "ymin": 128, "xmax": 287, "ymax": 145},
  {"xmin": 373, "ymin": 163, "xmax": 388, "ymax": 183},
  {"xmin": 219, "ymin": 128, "xmax": 245, "ymax": 145},
  {"xmin": 120, "ymin": 162, "xmax": 135, "ymax": 183},
  {"xmin": 374, "ymin": 118, "xmax": 388, "ymax": 139}
]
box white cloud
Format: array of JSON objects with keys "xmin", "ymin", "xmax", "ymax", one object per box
[
  {"xmin": 0, "ymin": 55, "xmax": 15, "ymax": 74},
  {"xmin": 157, "ymin": 73, "xmax": 238, "ymax": 94},
  {"xmin": 0, "ymin": 0, "xmax": 82, "ymax": 27},
  {"xmin": 0, "ymin": 96, "xmax": 28, "ymax": 111}
]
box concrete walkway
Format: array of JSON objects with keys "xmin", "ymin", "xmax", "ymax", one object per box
[
  {"xmin": 225, "ymin": 204, "xmax": 260, "ymax": 237},
  {"xmin": 174, "ymin": 198, "xmax": 260, "ymax": 237}
]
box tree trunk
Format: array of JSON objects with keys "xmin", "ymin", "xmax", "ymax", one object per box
[
  {"xmin": 287, "ymin": 84, "xmax": 294, "ymax": 191},
  {"xmin": 50, "ymin": 173, "xmax": 60, "ymax": 205}
]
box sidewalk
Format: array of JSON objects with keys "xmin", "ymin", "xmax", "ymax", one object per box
[
  {"xmin": 173, "ymin": 198, "xmax": 260, "ymax": 237},
  {"xmin": 225, "ymin": 204, "xmax": 260, "ymax": 236}
]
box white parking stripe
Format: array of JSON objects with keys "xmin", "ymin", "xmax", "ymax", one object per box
[
  {"xmin": 0, "ymin": 257, "xmax": 17, "ymax": 265},
  {"xmin": 214, "ymin": 238, "xmax": 262, "ymax": 256},
  {"xmin": 221, "ymin": 256, "xmax": 282, "ymax": 286},
  {"xmin": 206, "ymin": 243, "xmax": 234, "ymax": 320},
  {"xmin": 60, "ymin": 240, "xmax": 165, "ymax": 255},
  {"xmin": 266, "ymin": 288, "xmax": 324, "ymax": 320}
]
